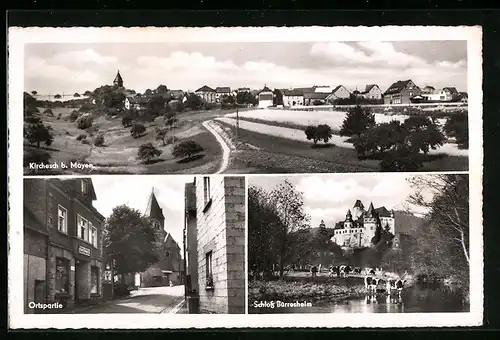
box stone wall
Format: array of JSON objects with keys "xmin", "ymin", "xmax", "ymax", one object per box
[
  {"xmin": 196, "ymin": 176, "xmax": 229, "ymax": 314},
  {"xmin": 223, "ymin": 177, "xmax": 246, "ymax": 314}
]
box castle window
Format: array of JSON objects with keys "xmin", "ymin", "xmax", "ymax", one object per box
[{"xmin": 165, "ymin": 251, "xmax": 170, "ymax": 257}]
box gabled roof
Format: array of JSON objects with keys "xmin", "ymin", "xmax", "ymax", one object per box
[
  {"xmin": 164, "ymin": 232, "xmax": 181, "ymax": 249},
  {"xmin": 283, "ymin": 89, "xmax": 305, "ymax": 96},
  {"xmin": 195, "ymin": 85, "xmax": 216, "ymax": 93},
  {"xmin": 384, "ymin": 80, "xmax": 415, "ymax": 95},
  {"xmin": 168, "ymin": 89, "xmax": 185, "ymax": 98},
  {"xmin": 294, "ymin": 87, "xmax": 315, "ymax": 94},
  {"xmin": 215, "ymin": 87, "xmax": 231, "ymax": 93},
  {"xmin": 145, "ymin": 188, "xmax": 164, "ymax": 220},
  {"xmin": 304, "ymin": 92, "xmax": 329, "ymax": 100},
  {"xmin": 258, "ymin": 85, "xmax": 273, "ymax": 94},
  {"xmin": 364, "ymin": 84, "xmax": 379, "ymax": 93},
  {"xmin": 374, "ymin": 206, "xmax": 392, "ymax": 218},
  {"xmin": 443, "ymin": 87, "xmax": 459, "ymax": 95}
]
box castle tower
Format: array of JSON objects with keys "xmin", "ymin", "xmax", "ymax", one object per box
[
  {"xmin": 344, "ymin": 209, "xmax": 353, "ymax": 229},
  {"xmin": 362, "ymin": 202, "xmax": 377, "ymax": 246},
  {"xmin": 352, "ymin": 200, "xmax": 364, "ymax": 220},
  {"xmin": 113, "ymin": 70, "xmax": 124, "ymax": 88},
  {"xmin": 319, "ymin": 220, "xmax": 326, "ymax": 228}
]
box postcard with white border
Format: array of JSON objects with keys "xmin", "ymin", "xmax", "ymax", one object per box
[{"xmin": 8, "ymin": 25, "xmax": 482, "ymax": 329}]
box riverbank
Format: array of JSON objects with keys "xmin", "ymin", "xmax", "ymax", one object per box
[{"xmin": 248, "ymin": 280, "xmax": 366, "ymax": 305}]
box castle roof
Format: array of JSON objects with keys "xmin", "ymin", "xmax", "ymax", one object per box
[
  {"xmin": 374, "ymin": 206, "xmax": 392, "ymax": 218},
  {"xmin": 366, "ymin": 202, "xmax": 375, "ymax": 217},
  {"xmin": 145, "ymin": 188, "xmax": 164, "ymax": 220},
  {"xmin": 353, "ymin": 200, "xmax": 364, "ymax": 209}
]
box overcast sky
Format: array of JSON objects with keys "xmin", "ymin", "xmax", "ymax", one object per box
[
  {"xmin": 24, "ymin": 41, "xmax": 467, "ymax": 95},
  {"xmin": 249, "ymin": 174, "xmax": 433, "ymax": 229},
  {"xmin": 91, "ymin": 175, "xmax": 193, "ymax": 252}
]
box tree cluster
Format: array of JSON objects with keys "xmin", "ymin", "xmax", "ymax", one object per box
[{"xmin": 304, "ymin": 124, "xmax": 334, "ymax": 145}]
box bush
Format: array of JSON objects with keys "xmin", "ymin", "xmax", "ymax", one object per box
[
  {"xmin": 43, "ymin": 108, "xmax": 54, "ymax": 116},
  {"xmin": 137, "ymin": 142, "xmax": 162, "ymax": 163},
  {"xmin": 444, "ymin": 113, "xmax": 468, "ymax": 149},
  {"xmin": 353, "ymin": 116, "xmax": 445, "ymax": 171},
  {"xmin": 94, "ymin": 134, "xmax": 105, "ymax": 147},
  {"xmin": 172, "ymin": 140, "xmax": 204, "ymax": 159},
  {"xmin": 304, "ymin": 124, "xmax": 333, "ymax": 144},
  {"xmin": 76, "ymin": 134, "xmax": 87, "ymax": 141},
  {"xmin": 69, "ymin": 110, "xmax": 80, "ymax": 122},
  {"xmin": 76, "ymin": 115, "xmax": 93, "ymax": 130},
  {"xmin": 131, "ymin": 123, "xmax": 146, "ymax": 138},
  {"xmin": 24, "ymin": 118, "xmax": 54, "ymax": 148},
  {"xmin": 81, "ymin": 138, "xmax": 91, "ymax": 145},
  {"xmin": 340, "ymin": 105, "xmax": 376, "ymax": 137}
]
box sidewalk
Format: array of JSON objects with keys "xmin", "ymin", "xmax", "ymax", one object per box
[
  {"xmin": 52, "ymin": 296, "xmax": 131, "ymax": 314},
  {"xmin": 173, "ymin": 300, "xmax": 188, "ymax": 314}
]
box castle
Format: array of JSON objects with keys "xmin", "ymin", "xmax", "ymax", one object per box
[{"xmin": 331, "ymin": 200, "xmax": 395, "ymax": 248}]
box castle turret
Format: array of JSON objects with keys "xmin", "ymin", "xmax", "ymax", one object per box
[
  {"xmin": 366, "ymin": 202, "xmax": 375, "ymax": 218},
  {"xmin": 346, "ymin": 209, "xmax": 352, "ymax": 221},
  {"xmin": 352, "ymin": 199, "xmax": 364, "ymax": 220}
]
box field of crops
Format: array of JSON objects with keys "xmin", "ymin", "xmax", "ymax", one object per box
[{"xmin": 225, "ymin": 109, "xmax": 448, "ymax": 131}]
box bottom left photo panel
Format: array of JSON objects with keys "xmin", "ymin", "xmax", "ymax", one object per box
[{"xmin": 22, "ymin": 175, "xmax": 247, "ymax": 315}]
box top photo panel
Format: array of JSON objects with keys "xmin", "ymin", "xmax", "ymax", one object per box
[{"xmin": 15, "ymin": 26, "xmax": 481, "ymax": 175}]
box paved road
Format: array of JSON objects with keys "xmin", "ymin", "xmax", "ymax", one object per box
[{"xmin": 84, "ymin": 286, "xmax": 185, "ymax": 314}]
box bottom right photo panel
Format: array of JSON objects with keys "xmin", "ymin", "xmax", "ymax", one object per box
[{"xmin": 247, "ymin": 173, "xmax": 470, "ymax": 314}]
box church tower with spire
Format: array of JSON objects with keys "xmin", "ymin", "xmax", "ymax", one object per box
[
  {"xmin": 113, "ymin": 70, "xmax": 124, "ymax": 88},
  {"xmin": 145, "ymin": 187, "xmax": 166, "ymax": 242}
]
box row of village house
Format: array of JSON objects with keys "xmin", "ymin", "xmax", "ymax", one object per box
[
  {"xmin": 110, "ymin": 70, "xmax": 467, "ymax": 111},
  {"xmin": 24, "ymin": 176, "xmax": 245, "ymax": 314},
  {"xmin": 192, "ymin": 80, "xmax": 468, "ymax": 108}
]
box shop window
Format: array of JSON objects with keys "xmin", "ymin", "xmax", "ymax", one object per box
[
  {"xmin": 55, "ymin": 258, "xmax": 70, "ymax": 294},
  {"xmin": 90, "ymin": 266, "xmax": 99, "ymax": 294},
  {"xmin": 57, "ymin": 205, "xmax": 67, "ymax": 233},
  {"xmin": 205, "ymin": 251, "xmax": 214, "ymax": 290}
]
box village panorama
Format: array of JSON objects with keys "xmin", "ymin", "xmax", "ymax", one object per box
[
  {"xmin": 23, "ymin": 41, "xmax": 469, "ymax": 175},
  {"xmin": 248, "ymin": 174, "xmax": 470, "ymax": 314}
]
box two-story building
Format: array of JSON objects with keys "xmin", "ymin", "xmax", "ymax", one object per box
[
  {"xmin": 215, "ymin": 87, "xmax": 231, "ymax": 102},
  {"xmin": 24, "ymin": 178, "xmax": 105, "ymax": 313},
  {"xmin": 195, "ymin": 85, "xmax": 217, "ymax": 103},
  {"xmin": 361, "ymin": 84, "xmax": 382, "ymax": 100},
  {"xmin": 184, "ymin": 176, "xmax": 246, "ymax": 314},
  {"xmin": 325, "ymin": 85, "xmax": 351, "ymax": 103},
  {"xmin": 282, "ymin": 88, "xmax": 305, "ymax": 107},
  {"xmin": 256, "ymin": 85, "xmax": 274, "ymax": 108},
  {"xmin": 383, "ymin": 79, "xmax": 422, "ymax": 105}
]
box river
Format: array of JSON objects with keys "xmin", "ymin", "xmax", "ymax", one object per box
[{"xmin": 249, "ymin": 284, "xmax": 469, "ymax": 314}]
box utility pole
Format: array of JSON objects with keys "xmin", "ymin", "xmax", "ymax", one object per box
[{"xmin": 235, "ymin": 106, "xmax": 239, "ymax": 143}]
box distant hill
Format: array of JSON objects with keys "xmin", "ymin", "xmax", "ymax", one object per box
[{"xmin": 394, "ymin": 210, "xmax": 425, "ymax": 234}]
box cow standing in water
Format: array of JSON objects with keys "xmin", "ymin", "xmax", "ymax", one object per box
[{"xmin": 329, "ymin": 265, "xmax": 340, "ymax": 277}]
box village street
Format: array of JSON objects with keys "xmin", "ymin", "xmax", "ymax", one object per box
[{"xmin": 80, "ymin": 286, "xmax": 185, "ymax": 314}]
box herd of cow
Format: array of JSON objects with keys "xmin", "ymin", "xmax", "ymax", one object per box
[{"xmin": 309, "ymin": 265, "xmax": 407, "ymax": 296}]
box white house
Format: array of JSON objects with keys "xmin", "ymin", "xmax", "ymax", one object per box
[
  {"xmin": 422, "ymin": 87, "xmax": 458, "ymax": 102},
  {"xmin": 215, "ymin": 87, "xmax": 231, "ymax": 101},
  {"xmin": 325, "ymin": 85, "xmax": 351, "ymax": 102},
  {"xmin": 195, "ymin": 85, "xmax": 216, "ymax": 103},
  {"xmin": 361, "ymin": 84, "xmax": 382, "ymax": 100},
  {"xmin": 282, "ymin": 88, "xmax": 304, "ymax": 106},
  {"xmin": 256, "ymin": 85, "xmax": 274, "ymax": 108}
]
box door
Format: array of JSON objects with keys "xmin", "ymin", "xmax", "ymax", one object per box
[
  {"xmin": 34, "ymin": 280, "xmax": 46, "ymax": 314},
  {"xmin": 74, "ymin": 264, "xmax": 79, "ymax": 303}
]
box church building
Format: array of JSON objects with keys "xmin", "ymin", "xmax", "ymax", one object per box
[
  {"xmin": 139, "ymin": 188, "xmax": 183, "ymax": 287},
  {"xmin": 331, "ymin": 200, "xmax": 395, "ymax": 248}
]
